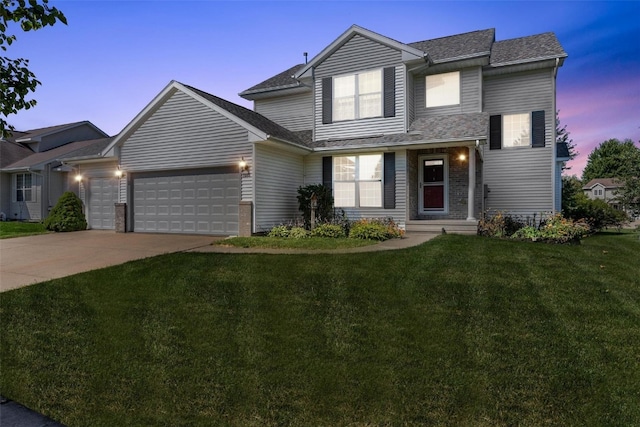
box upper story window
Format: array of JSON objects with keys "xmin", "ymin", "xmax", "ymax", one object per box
[
  {"xmin": 15, "ymin": 173, "xmax": 33, "ymax": 202},
  {"xmin": 426, "ymin": 71, "xmax": 460, "ymax": 108},
  {"xmin": 333, "ymin": 69, "xmax": 382, "ymax": 121},
  {"xmin": 503, "ymin": 113, "xmax": 531, "ymax": 147}
]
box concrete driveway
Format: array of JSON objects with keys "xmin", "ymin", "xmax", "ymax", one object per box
[{"xmin": 0, "ymin": 231, "xmax": 221, "ymax": 292}]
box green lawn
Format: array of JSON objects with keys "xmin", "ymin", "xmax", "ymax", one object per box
[
  {"xmin": 1, "ymin": 232, "xmax": 639, "ymax": 426},
  {"xmin": 0, "ymin": 221, "xmax": 48, "ymax": 239},
  {"xmin": 215, "ymin": 236, "xmax": 377, "ymax": 250}
]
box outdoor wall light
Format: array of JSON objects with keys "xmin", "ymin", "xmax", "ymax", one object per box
[
  {"xmin": 115, "ymin": 166, "xmax": 123, "ymax": 178},
  {"xmin": 75, "ymin": 174, "xmax": 83, "ymax": 182},
  {"xmin": 239, "ymin": 157, "xmax": 250, "ymax": 175},
  {"xmin": 458, "ymin": 153, "xmax": 467, "ymax": 162}
]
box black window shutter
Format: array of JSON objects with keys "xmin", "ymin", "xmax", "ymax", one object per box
[
  {"xmin": 532, "ymin": 110, "xmax": 545, "ymax": 148},
  {"xmin": 489, "ymin": 115, "xmax": 502, "ymax": 150},
  {"xmin": 383, "ymin": 152, "xmax": 396, "ymax": 209},
  {"xmin": 322, "ymin": 156, "xmax": 332, "ymax": 190},
  {"xmin": 383, "ymin": 67, "xmax": 396, "ymax": 118},
  {"xmin": 322, "ymin": 77, "xmax": 332, "ymax": 124}
]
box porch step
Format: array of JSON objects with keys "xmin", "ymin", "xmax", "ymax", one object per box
[{"xmin": 405, "ymin": 220, "xmax": 478, "ymax": 235}]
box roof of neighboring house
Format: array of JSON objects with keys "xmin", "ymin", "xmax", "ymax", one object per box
[
  {"xmin": 183, "ymin": 83, "xmax": 311, "ymax": 148},
  {"xmin": 0, "ymin": 139, "xmax": 33, "ymax": 168},
  {"xmin": 408, "ymin": 28, "xmax": 495, "ymax": 63},
  {"xmin": 490, "ymin": 32, "xmax": 567, "ymax": 66},
  {"xmin": 12, "ymin": 121, "xmax": 107, "ymax": 143},
  {"xmin": 582, "ymin": 178, "xmax": 623, "ymax": 190},
  {"xmin": 311, "ymin": 113, "xmax": 488, "ymax": 150},
  {"xmin": 1, "ymin": 139, "xmax": 108, "ymax": 171},
  {"xmin": 58, "ymin": 137, "xmax": 115, "ymax": 161}
]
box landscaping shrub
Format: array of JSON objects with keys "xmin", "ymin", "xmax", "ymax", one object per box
[
  {"xmin": 43, "ymin": 192, "xmax": 87, "ymax": 232},
  {"xmin": 267, "ymin": 225, "xmax": 290, "ymax": 238},
  {"xmin": 563, "ymin": 196, "xmax": 628, "ymax": 231},
  {"xmin": 349, "ymin": 218, "xmax": 404, "ymax": 241},
  {"xmin": 297, "ymin": 184, "xmax": 334, "ymax": 229},
  {"xmin": 511, "ymin": 214, "xmax": 590, "ymax": 244},
  {"xmin": 310, "ymin": 223, "xmax": 346, "ymax": 238},
  {"xmin": 478, "ymin": 211, "xmax": 527, "ymax": 237},
  {"xmin": 288, "ymin": 226, "xmax": 309, "ymax": 239}
]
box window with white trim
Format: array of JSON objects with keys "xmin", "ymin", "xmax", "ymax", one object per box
[
  {"xmin": 426, "ymin": 71, "xmax": 460, "ymax": 108},
  {"xmin": 333, "ymin": 69, "xmax": 382, "ymax": 121},
  {"xmin": 503, "ymin": 113, "xmax": 531, "ymax": 147},
  {"xmin": 333, "ymin": 154, "xmax": 383, "ymax": 207},
  {"xmin": 15, "ymin": 173, "xmax": 33, "ymax": 202}
]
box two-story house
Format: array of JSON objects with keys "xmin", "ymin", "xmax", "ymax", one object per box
[
  {"xmin": 582, "ymin": 178, "xmax": 624, "ymax": 211},
  {"xmin": 68, "ymin": 25, "xmax": 567, "ymax": 236}
]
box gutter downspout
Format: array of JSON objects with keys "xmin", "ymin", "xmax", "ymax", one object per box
[{"xmin": 552, "ymin": 57, "xmax": 560, "ymax": 214}]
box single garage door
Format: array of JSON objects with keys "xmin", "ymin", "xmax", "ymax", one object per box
[
  {"xmin": 88, "ymin": 177, "xmax": 118, "ymax": 230},
  {"xmin": 133, "ymin": 171, "xmax": 239, "ymax": 235}
]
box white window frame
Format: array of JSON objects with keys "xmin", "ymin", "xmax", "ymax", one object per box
[
  {"xmin": 333, "ymin": 154, "xmax": 383, "ymax": 208},
  {"xmin": 333, "ymin": 69, "xmax": 382, "ymax": 121},
  {"xmin": 14, "ymin": 173, "xmax": 34, "ymax": 202},
  {"xmin": 426, "ymin": 71, "xmax": 460, "ymax": 108},
  {"xmin": 503, "ymin": 113, "xmax": 531, "ymax": 148}
]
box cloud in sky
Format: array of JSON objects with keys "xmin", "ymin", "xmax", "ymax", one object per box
[{"xmin": 6, "ymin": 1, "xmax": 640, "ymax": 178}]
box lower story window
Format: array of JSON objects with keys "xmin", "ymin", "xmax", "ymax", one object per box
[
  {"xmin": 333, "ymin": 154, "xmax": 382, "ymax": 207},
  {"xmin": 15, "ymin": 173, "xmax": 33, "ymax": 202}
]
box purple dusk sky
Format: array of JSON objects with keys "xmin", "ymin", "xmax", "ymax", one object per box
[{"xmin": 7, "ymin": 1, "xmax": 640, "ymax": 177}]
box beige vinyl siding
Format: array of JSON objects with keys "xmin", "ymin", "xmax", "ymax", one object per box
[
  {"xmin": 303, "ymin": 150, "xmax": 407, "ymax": 228},
  {"xmin": 120, "ymin": 90, "xmax": 252, "ymax": 172},
  {"xmin": 314, "ymin": 34, "xmax": 405, "ymax": 141},
  {"xmin": 483, "ymin": 69, "xmax": 555, "ymax": 215},
  {"xmin": 254, "ymin": 92, "xmax": 313, "ymax": 132},
  {"xmin": 254, "ymin": 144, "xmax": 304, "ymax": 232},
  {"xmin": 413, "ymin": 67, "xmax": 482, "ymax": 119}
]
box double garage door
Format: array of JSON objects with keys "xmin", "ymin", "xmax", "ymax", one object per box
[{"xmin": 133, "ymin": 171, "xmax": 239, "ymax": 235}]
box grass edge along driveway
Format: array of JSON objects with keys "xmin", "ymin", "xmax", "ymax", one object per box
[{"xmin": 1, "ymin": 232, "xmax": 639, "ymax": 426}]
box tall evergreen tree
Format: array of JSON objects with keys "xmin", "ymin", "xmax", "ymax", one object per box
[{"xmin": 556, "ymin": 111, "xmax": 577, "ymax": 171}]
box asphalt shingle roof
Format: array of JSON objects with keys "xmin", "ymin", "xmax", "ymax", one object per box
[
  {"xmin": 12, "ymin": 121, "xmax": 91, "ymax": 141},
  {"xmin": 239, "ymin": 64, "xmax": 305, "ymax": 96},
  {"xmin": 0, "ymin": 140, "xmax": 33, "ymax": 168},
  {"xmin": 408, "ymin": 29, "xmax": 495, "ymax": 62},
  {"xmin": 583, "ymin": 178, "xmax": 622, "ymax": 190},
  {"xmin": 490, "ymin": 32, "xmax": 566, "ymax": 65},
  {"xmin": 58, "ymin": 137, "xmax": 114, "ymax": 160},
  {"xmin": 3, "ymin": 139, "xmax": 107, "ymax": 170},
  {"xmin": 183, "ymin": 84, "xmax": 311, "ymax": 148}
]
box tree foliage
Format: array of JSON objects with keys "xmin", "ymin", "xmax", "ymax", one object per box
[
  {"xmin": 555, "ymin": 111, "xmax": 577, "ymax": 170},
  {"xmin": 1, "ymin": 0, "xmax": 67, "ymax": 137},
  {"xmin": 561, "ymin": 175, "xmax": 583, "ymax": 211},
  {"xmin": 581, "ymin": 138, "xmax": 640, "ymax": 183}
]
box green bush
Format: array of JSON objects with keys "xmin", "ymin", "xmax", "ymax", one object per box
[
  {"xmin": 477, "ymin": 211, "xmax": 528, "ymax": 237},
  {"xmin": 268, "ymin": 225, "xmax": 290, "ymax": 238},
  {"xmin": 563, "ymin": 195, "xmax": 628, "ymax": 231},
  {"xmin": 311, "ymin": 223, "xmax": 346, "ymax": 238},
  {"xmin": 43, "ymin": 191, "xmax": 87, "ymax": 232},
  {"xmin": 511, "ymin": 214, "xmax": 590, "ymax": 244},
  {"xmin": 349, "ymin": 218, "xmax": 404, "ymax": 241},
  {"xmin": 288, "ymin": 226, "xmax": 309, "ymax": 239}
]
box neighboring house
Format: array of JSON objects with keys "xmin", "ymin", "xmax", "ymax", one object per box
[
  {"xmin": 582, "ymin": 178, "xmax": 624, "ymax": 211},
  {"xmin": 67, "ymin": 25, "xmax": 567, "ymax": 236},
  {"xmin": 0, "ymin": 122, "xmax": 108, "ymax": 221}
]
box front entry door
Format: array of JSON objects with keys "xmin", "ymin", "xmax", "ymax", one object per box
[{"xmin": 419, "ymin": 156, "xmax": 448, "ymax": 214}]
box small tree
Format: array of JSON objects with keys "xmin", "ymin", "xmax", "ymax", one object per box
[
  {"xmin": 43, "ymin": 191, "xmax": 87, "ymax": 232},
  {"xmin": 556, "ymin": 111, "xmax": 577, "ymax": 171},
  {"xmin": 297, "ymin": 184, "xmax": 333, "ymax": 229}
]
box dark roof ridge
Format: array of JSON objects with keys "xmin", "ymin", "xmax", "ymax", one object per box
[{"xmin": 408, "ymin": 27, "xmax": 495, "ymax": 47}]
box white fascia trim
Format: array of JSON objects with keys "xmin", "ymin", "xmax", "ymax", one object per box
[
  {"xmin": 60, "ymin": 156, "xmax": 117, "ymax": 165},
  {"xmin": 294, "ymin": 25, "xmax": 425, "ymax": 79},
  {"xmin": 312, "ymin": 138, "xmax": 484, "ymax": 153},
  {"xmin": 490, "ymin": 54, "xmax": 568, "ymax": 68}
]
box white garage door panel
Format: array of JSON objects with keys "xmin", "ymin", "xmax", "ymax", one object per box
[
  {"xmin": 134, "ymin": 173, "xmax": 239, "ymax": 235},
  {"xmin": 88, "ymin": 178, "xmax": 118, "ymax": 230}
]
